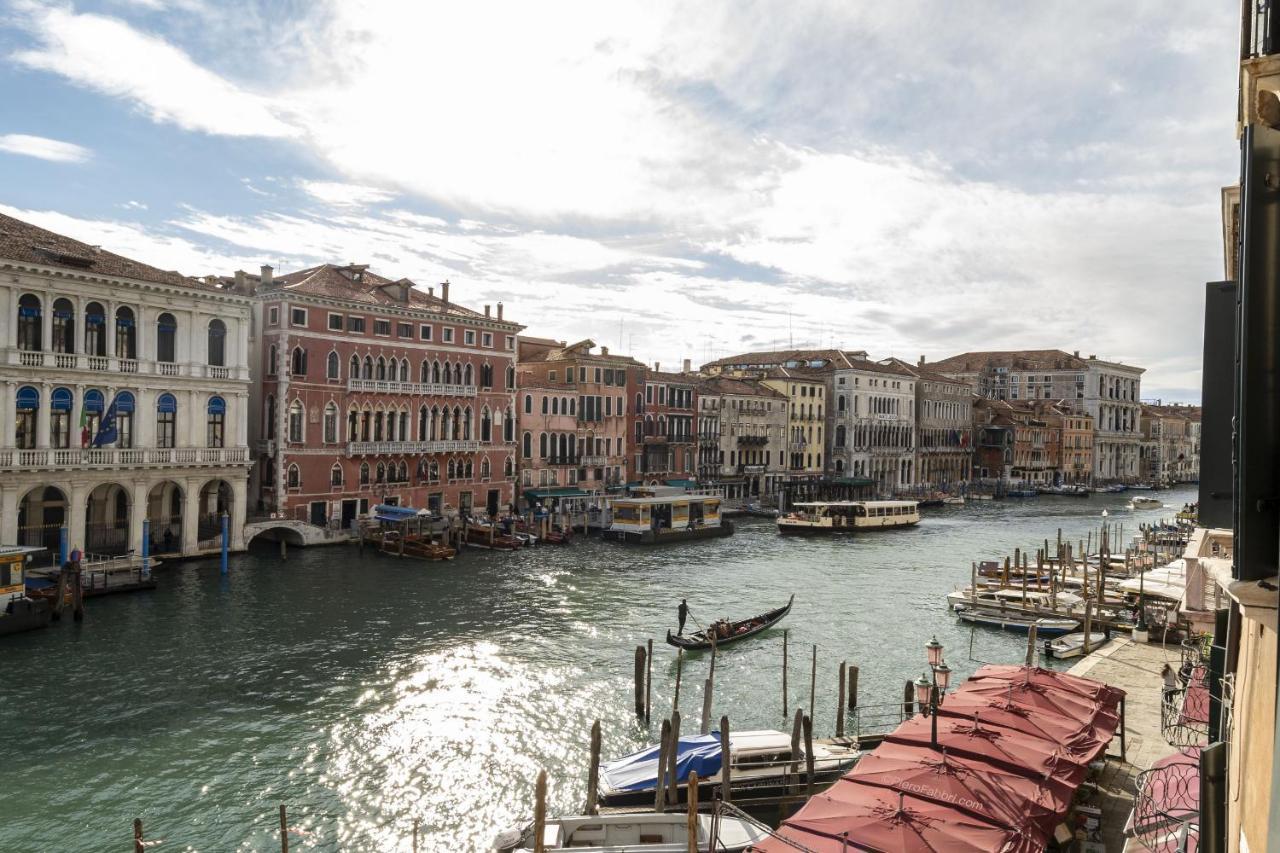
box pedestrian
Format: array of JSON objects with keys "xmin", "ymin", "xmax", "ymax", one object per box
[{"xmin": 678, "ymin": 598, "xmax": 689, "ymax": 635}]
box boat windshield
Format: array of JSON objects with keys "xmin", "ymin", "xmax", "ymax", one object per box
[{"xmin": 614, "ymin": 505, "xmax": 642, "ymax": 521}]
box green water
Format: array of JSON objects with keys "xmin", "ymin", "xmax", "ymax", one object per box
[{"xmin": 0, "ymin": 486, "xmax": 1196, "ymax": 852}]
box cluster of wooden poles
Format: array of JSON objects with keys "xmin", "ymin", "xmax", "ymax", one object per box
[
  {"xmin": 131, "ymin": 807, "xmax": 426, "ymax": 852},
  {"xmin": 48, "ymin": 560, "xmax": 86, "ymax": 622}
]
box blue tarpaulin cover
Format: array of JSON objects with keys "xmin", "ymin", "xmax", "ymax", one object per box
[
  {"xmin": 601, "ymin": 733, "xmax": 723, "ymax": 792},
  {"xmin": 374, "ymin": 504, "xmax": 420, "ymax": 522}
]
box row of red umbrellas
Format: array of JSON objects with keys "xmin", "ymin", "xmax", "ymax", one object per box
[{"xmin": 753, "ymin": 665, "xmax": 1125, "ymax": 852}]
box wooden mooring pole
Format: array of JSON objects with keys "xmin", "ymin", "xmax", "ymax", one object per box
[
  {"xmin": 533, "ymin": 770, "xmax": 548, "ymax": 853},
  {"xmin": 700, "ymin": 677, "xmax": 713, "ymax": 735},
  {"xmin": 654, "ymin": 718, "xmax": 671, "ymax": 812},
  {"xmin": 666, "ymin": 712, "xmax": 681, "ymax": 807},
  {"xmin": 586, "ymin": 719, "xmax": 601, "ymax": 815},
  {"xmin": 902, "ymin": 680, "xmax": 915, "ymax": 719},
  {"xmin": 836, "ymin": 661, "xmax": 847, "ymax": 738},
  {"xmin": 1026, "ymin": 624, "xmax": 1039, "ymax": 667},
  {"xmin": 809, "ymin": 644, "xmax": 817, "ymax": 722},
  {"xmin": 71, "ymin": 559, "xmax": 83, "ymax": 622},
  {"xmin": 645, "ymin": 638, "xmax": 653, "ymax": 723},
  {"xmin": 686, "ymin": 770, "xmax": 700, "ymax": 853},
  {"xmin": 719, "ymin": 716, "xmax": 732, "ymax": 804},
  {"xmin": 848, "ymin": 665, "xmax": 859, "ymax": 711},
  {"xmin": 803, "ymin": 714, "xmax": 816, "ymax": 796},
  {"xmin": 673, "ymin": 648, "xmax": 683, "ymax": 711},
  {"xmin": 634, "ymin": 645, "xmax": 646, "ymax": 717},
  {"xmin": 279, "ymin": 804, "xmax": 289, "ymax": 853},
  {"xmin": 133, "ymin": 818, "xmax": 144, "ymax": 853},
  {"xmin": 781, "ymin": 629, "xmax": 789, "ymax": 719}
]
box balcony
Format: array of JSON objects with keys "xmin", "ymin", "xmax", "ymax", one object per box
[
  {"xmin": 580, "ymin": 454, "xmax": 608, "ymax": 466},
  {"xmin": 5, "ymin": 348, "xmax": 248, "ymax": 381},
  {"xmin": 643, "ymin": 434, "xmax": 668, "ymax": 444},
  {"xmin": 544, "ymin": 455, "xmax": 580, "ymax": 466},
  {"xmin": 347, "ymin": 440, "xmax": 480, "ymax": 455},
  {"xmin": 347, "ymin": 378, "xmax": 478, "ymax": 397},
  {"xmin": 736, "ymin": 435, "xmax": 768, "ymax": 446},
  {"xmin": 738, "ymin": 464, "xmax": 766, "ymax": 474},
  {"xmin": 0, "ymin": 445, "xmax": 250, "ymax": 471}
]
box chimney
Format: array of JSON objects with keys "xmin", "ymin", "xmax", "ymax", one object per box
[
  {"xmin": 234, "ymin": 270, "xmax": 247, "ymax": 292},
  {"xmin": 260, "ymin": 264, "xmax": 273, "ymax": 289},
  {"xmin": 1073, "ymin": 350, "xmax": 1080, "ymax": 358},
  {"xmin": 484, "ymin": 304, "xmax": 491, "ymax": 317},
  {"xmin": 497, "ymin": 302, "xmax": 504, "ymax": 320},
  {"xmin": 682, "ymin": 358, "xmax": 691, "ymax": 374},
  {"xmin": 918, "ymin": 355, "xmax": 925, "ymax": 366},
  {"xmin": 1089, "ymin": 354, "xmax": 1096, "ymax": 360},
  {"xmin": 428, "ymin": 286, "xmax": 434, "ymax": 298},
  {"xmin": 441, "ymin": 280, "xmax": 450, "ymax": 303},
  {"xmin": 601, "ymin": 346, "xmax": 609, "ymax": 355},
  {"xmin": 654, "ymin": 361, "xmax": 660, "ymax": 372}
]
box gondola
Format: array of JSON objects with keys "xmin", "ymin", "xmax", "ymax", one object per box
[{"xmin": 666, "ymin": 594, "xmax": 794, "ymax": 650}]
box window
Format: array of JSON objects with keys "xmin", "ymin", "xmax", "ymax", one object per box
[
  {"xmin": 156, "ymin": 313, "xmax": 177, "ymax": 362},
  {"xmin": 50, "ymin": 387, "xmax": 72, "ymax": 449},
  {"xmin": 208, "ymin": 319, "xmax": 226, "ymax": 366},
  {"xmin": 157, "ymin": 393, "xmax": 177, "ymax": 448},
  {"xmin": 482, "ymin": 332, "xmax": 492, "ymax": 347},
  {"xmin": 268, "ymin": 306, "xmax": 279, "ymax": 326},
  {"xmin": 523, "ymin": 432, "xmax": 532, "ymax": 458},
  {"xmin": 288, "ymin": 400, "xmax": 304, "ymax": 443},
  {"xmin": 347, "ymin": 316, "xmax": 365, "ymax": 333},
  {"xmin": 14, "ymin": 386, "xmax": 38, "ymax": 449},
  {"xmin": 524, "ymin": 394, "xmax": 533, "ymax": 414},
  {"xmin": 290, "ymin": 307, "xmax": 307, "ymax": 326},
  {"xmin": 443, "ymin": 328, "xmax": 454, "ymax": 343},
  {"xmin": 327, "ymin": 351, "xmax": 340, "ymax": 380},
  {"xmin": 327, "ymin": 313, "xmax": 344, "ymax": 331},
  {"xmin": 115, "ymin": 306, "xmax": 137, "ymax": 359},
  {"xmin": 420, "ymin": 324, "xmax": 433, "ymax": 341},
  {"xmin": 506, "ymin": 365, "xmax": 515, "ymax": 389},
  {"xmin": 287, "ymin": 464, "xmax": 301, "ymax": 489},
  {"xmin": 464, "ymin": 330, "xmax": 476, "ymax": 345},
  {"xmin": 324, "ymin": 402, "xmax": 338, "ymax": 443},
  {"xmin": 374, "ymin": 319, "xmax": 391, "ymax": 336},
  {"xmin": 331, "ymin": 464, "xmax": 343, "ymax": 487},
  {"xmin": 291, "ymin": 346, "xmax": 307, "ymax": 376},
  {"xmin": 207, "ymin": 396, "xmax": 226, "ymax": 447},
  {"xmin": 115, "ymin": 391, "xmax": 136, "ymax": 448},
  {"xmin": 481, "ymin": 364, "xmax": 493, "ymax": 388},
  {"xmin": 505, "ymin": 336, "xmax": 515, "ymax": 350},
  {"xmin": 542, "ymin": 397, "xmax": 549, "ymax": 415},
  {"xmin": 549, "ymin": 370, "xmax": 558, "ymax": 382},
  {"xmin": 51, "ymin": 298, "xmax": 74, "ymax": 354},
  {"xmin": 397, "ymin": 322, "xmax": 412, "ymax": 338}
]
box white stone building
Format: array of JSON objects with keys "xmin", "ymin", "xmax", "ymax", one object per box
[
  {"xmin": 0, "ymin": 213, "xmax": 252, "ymax": 563},
  {"xmin": 829, "ymin": 357, "xmax": 917, "ymax": 491}
]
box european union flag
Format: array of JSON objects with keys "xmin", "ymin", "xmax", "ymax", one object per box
[{"xmin": 92, "ymin": 396, "xmax": 119, "ymax": 447}]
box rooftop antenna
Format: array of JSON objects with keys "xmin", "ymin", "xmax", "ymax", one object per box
[{"xmin": 788, "ymin": 311, "xmax": 793, "ymax": 349}]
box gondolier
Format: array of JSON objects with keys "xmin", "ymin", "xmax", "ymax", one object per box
[{"xmin": 677, "ymin": 599, "xmax": 689, "ymax": 635}]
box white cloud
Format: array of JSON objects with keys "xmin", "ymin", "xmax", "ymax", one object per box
[
  {"xmin": 0, "ymin": 133, "xmax": 91, "ymax": 163},
  {"xmin": 120, "ymin": 200, "xmax": 148, "ymax": 210},
  {"xmin": 298, "ymin": 180, "xmax": 396, "ymax": 208},
  {"xmin": 12, "ymin": 5, "xmax": 296, "ymax": 138}
]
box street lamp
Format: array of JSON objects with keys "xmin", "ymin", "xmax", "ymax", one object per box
[{"xmin": 916, "ymin": 639, "xmax": 952, "ymax": 749}]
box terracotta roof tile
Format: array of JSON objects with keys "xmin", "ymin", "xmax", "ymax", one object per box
[{"xmin": 270, "ymin": 264, "xmax": 515, "ymax": 325}]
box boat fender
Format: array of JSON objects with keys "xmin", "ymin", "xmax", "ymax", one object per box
[{"xmin": 491, "ymin": 827, "xmax": 523, "ymax": 851}]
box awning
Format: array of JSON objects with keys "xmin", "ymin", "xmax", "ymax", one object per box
[
  {"xmin": 523, "ymin": 488, "xmax": 590, "ymax": 499},
  {"xmin": 831, "ymin": 476, "xmax": 876, "ymax": 486},
  {"xmin": 664, "ymin": 479, "xmax": 697, "ymax": 489},
  {"xmin": 373, "ymin": 504, "xmax": 419, "ymax": 522}
]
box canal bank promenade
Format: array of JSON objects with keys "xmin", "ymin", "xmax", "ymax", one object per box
[{"xmin": 1068, "ymin": 637, "xmax": 1181, "ymax": 851}]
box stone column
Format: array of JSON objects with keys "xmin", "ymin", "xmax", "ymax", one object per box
[
  {"xmin": 40, "ymin": 290, "xmax": 53, "ymax": 356},
  {"xmin": 136, "ymin": 388, "xmax": 155, "ymax": 449},
  {"xmin": 0, "ymin": 381, "xmax": 13, "ymax": 449},
  {"xmin": 71, "ymin": 383, "xmax": 84, "ymax": 450},
  {"xmin": 67, "ymin": 480, "xmax": 90, "ymax": 555},
  {"xmin": 128, "ymin": 478, "xmax": 148, "ymax": 555},
  {"xmin": 230, "ymin": 473, "xmax": 248, "ymax": 549},
  {"xmin": 181, "ymin": 475, "xmax": 201, "ymax": 554},
  {"xmin": 73, "ymin": 296, "xmax": 85, "ymax": 355},
  {"xmin": 0, "ymin": 486, "xmax": 18, "ymax": 545},
  {"xmin": 105, "ymin": 301, "xmax": 116, "ymax": 358},
  {"xmin": 35, "ymin": 382, "xmax": 51, "ymax": 449}
]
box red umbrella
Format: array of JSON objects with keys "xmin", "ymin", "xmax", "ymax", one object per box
[
  {"xmin": 937, "ymin": 690, "xmax": 1110, "ymax": 763},
  {"xmin": 752, "ymin": 778, "xmax": 1043, "ymax": 853},
  {"xmin": 851, "ymin": 741, "xmax": 1074, "ymax": 832},
  {"xmin": 970, "ymin": 664, "xmax": 1124, "ymax": 710},
  {"xmin": 956, "ymin": 674, "xmax": 1120, "ymax": 735},
  {"xmin": 886, "ymin": 713, "xmax": 1088, "ymax": 787}
]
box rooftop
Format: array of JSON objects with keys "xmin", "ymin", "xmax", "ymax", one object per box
[
  {"xmin": 696, "ymin": 376, "xmax": 787, "ymax": 399},
  {"xmin": 929, "ymin": 349, "xmax": 1144, "ymax": 374},
  {"xmin": 701, "ymin": 348, "xmax": 868, "ymax": 371}
]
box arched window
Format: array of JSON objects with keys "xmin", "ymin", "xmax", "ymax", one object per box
[
  {"xmin": 376, "ymin": 462, "xmax": 386, "ymax": 483},
  {"xmin": 447, "ymin": 459, "xmax": 456, "ymax": 480},
  {"xmin": 551, "ymin": 397, "xmax": 559, "ymax": 415},
  {"xmin": 207, "ymin": 396, "xmax": 226, "ymax": 447},
  {"xmin": 363, "ymin": 356, "xmax": 373, "ymax": 379},
  {"xmin": 115, "ymin": 391, "xmax": 136, "ymax": 448},
  {"xmin": 835, "ymin": 424, "xmax": 846, "ymax": 448},
  {"xmin": 288, "ymin": 400, "xmax": 304, "ymax": 443},
  {"xmin": 539, "ymin": 432, "xmax": 548, "ymax": 458},
  {"xmin": 463, "ymin": 407, "xmax": 472, "ymax": 440},
  {"xmin": 115, "ymin": 306, "xmax": 137, "ymax": 359},
  {"xmin": 398, "ymin": 461, "xmax": 408, "ymax": 482},
  {"xmin": 359, "ymin": 462, "xmax": 370, "ymax": 486},
  {"xmin": 52, "ymin": 298, "xmax": 74, "ymax": 354},
  {"xmin": 635, "ymin": 392, "xmax": 643, "ymax": 414},
  {"xmin": 453, "ymin": 363, "xmax": 463, "ymax": 385},
  {"xmin": 348, "ymin": 406, "xmax": 359, "ymax": 442},
  {"xmin": 291, "ymin": 346, "xmax": 307, "ymax": 376},
  {"xmin": 398, "ymin": 359, "xmax": 409, "ymax": 382},
  {"xmin": 464, "ymin": 459, "xmax": 473, "ymax": 478},
  {"xmin": 156, "ymin": 392, "xmax": 177, "ymax": 449},
  {"xmin": 480, "ymin": 407, "xmax": 492, "ymax": 442},
  {"xmin": 503, "ymin": 407, "xmax": 514, "ymax": 442},
  {"xmin": 374, "ymin": 409, "xmax": 385, "ymax": 441},
  {"xmin": 523, "ymin": 431, "xmax": 532, "ymax": 458},
  {"xmin": 327, "ymin": 351, "xmax": 340, "ymax": 380},
  {"xmin": 504, "ymin": 456, "xmax": 514, "ymax": 477},
  {"xmin": 14, "ymin": 385, "xmax": 39, "ymax": 449},
  {"xmin": 463, "ymin": 364, "xmax": 473, "ymax": 386},
  {"xmin": 267, "ymin": 344, "xmax": 278, "ymax": 376},
  {"xmin": 331, "ymin": 464, "xmax": 343, "ymax": 487},
  {"xmin": 505, "ymin": 365, "xmax": 515, "ymax": 389},
  {"xmin": 524, "ymin": 394, "xmax": 533, "ymax": 414},
  {"xmin": 50, "ymin": 387, "xmax": 72, "ymax": 449},
  {"xmin": 287, "ymin": 464, "xmax": 301, "ymax": 489},
  {"xmin": 429, "ymin": 460, "xmax": 439, "ymax": 482},
  {"xmin": 16, "ymin": 294, "xmax": 41, "ymax": 351},
  {"xmin": 481, "ymin": 364, "xmax": 493, "ymax": 388},
  {"xmin": 569, "ymin": 398, "xmax": 576, "ymax": 416},
  {"xmin": 432, "ymin": 361, "xmax": 441, "ymax": 383},
  {"xmin": 350, "ymin": 354, "xmax": 360, "ymax": 379},
  {"xmin": 323, "ymin": 402, "xmax": 338, "ymax": 443},
  {"xmin": 207, "ymin": 319, "xmax": 226, "ymax": 366},
  {"xmin": 421, "ymin": 360, "xmax": 430, "ymax": 384},
  {"xmin": 84, "ymin": 301, "xmax": 106, "ymax": 356},
  {"xmin": 156, "ymin": 313, "xmax": 177, "ymax": 363},
  {"xmin": 441, "ymin": 361, "xmax": 452, "ymax": 386},
  {"xmin": 265, "ymin": 394, "xmax": 276, "ymax": 439},
  {"xmin": 541, "ymin": 396, "xmax": 549, "ymax": 415},
  {"xmin": 418, "ymin": 405, "xmax": 429, "ymax": 441},
  {"xmin": 398, "ymin": 409, "xmax": 409, "ymax": 441},
  {"xmin": 376, "ymin": 356, "xmax": 386, "ymax": 381}
]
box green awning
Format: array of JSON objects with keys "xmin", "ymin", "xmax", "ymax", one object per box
[
  {"xmin": 523, "ymin": 488, "xmax": 591, "ymax": 499},
  {"xmin": 665, "ymin": 479, "xmax": 697, "ymax": 489},
  {"xmin": 831, "ymin": 477, "xmax": 876, "ymax": 487}
]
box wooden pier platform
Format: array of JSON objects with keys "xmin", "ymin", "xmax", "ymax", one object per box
[{"xmin": 1067, "ymin": 637, "xmax": 1180, "ymax": 851}]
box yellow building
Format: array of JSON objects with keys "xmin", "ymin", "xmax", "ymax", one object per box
[{"xmin": 759, "ymin": 367, "xmax": 825, "ymax": 478}]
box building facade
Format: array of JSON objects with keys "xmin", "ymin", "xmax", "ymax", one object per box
[
  {"xmin": 517, "ymin": 338, "xmax": 637, "ymax": 501},
  {"xmin": 887, "ymin": 358, "xmax": 971, "ymax": 488},
  {"xmin": 695, "ymin": 376, "xmax": 787, "ymax": 500},
  {"xmin": 637, "ymin": 367, "xmax": 698, "ymax": 484},
  {"xmin": 761, "ymin": 368, "xmax": 827, "ymax": 479},
  {"xmin": 0, "ymin": 212, "xmax": 252, "ymax": 560},
  {"xmin": 829, "ymin": 359, "xmax": 916, "ymax": 491},
  {"xmin": 1139, "ymin": 403, "xmax": 1201, "ymax": 485},
  {"xmin": 1059, "ymin": 408, "xmax": 1095, "ymax": 485},
  {"xmin": 248, "ymin": 267, "xmax": 522, "ymax": 524}
]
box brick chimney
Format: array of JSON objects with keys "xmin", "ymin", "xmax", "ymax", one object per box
[
  {"xmin": 441, "ymin": 280, "xmax": 450, "ymax": 303},
  {"xmin": 601, "ymin": 346, "xmax": 609, "ymax": 355},
  {"xmin": 682, "ymin": 358, "xmax": 691, "ymax": 373},
  {"xmin": 1074, "ymin": 350, "xmax": 1080, "ymax": 358},
  {"xmin": 918, "ymin": 354, "xmax": 925, "ymax": 366},
  {"xmin": 654, "ymin": 361, "xmax": 660, "ymax": 372},
  {"xmin": 484, "ymin": 304, "xmax": 491, "ymax": 317},
  {"xmin": 428, "ymin": 286, "xmax": 434, "ymax": 298},
  {"xmin": 259, "ymin": 265, "xmax": 273, "ymax": 290},
  {"xmin": 497, "ymin": 302, "xmax": 504, "ymax": 320}
]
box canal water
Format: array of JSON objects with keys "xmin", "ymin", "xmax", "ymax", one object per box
[{"xmin": 0, "ymin": 486, "xmax": 1196, "ymax": 852}]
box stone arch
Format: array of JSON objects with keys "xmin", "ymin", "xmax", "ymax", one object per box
[
  {"xmin": 17, "ymin": 485, "xmax": 67, "ymax": 559},
  {"xmin": 197, "ymin": 479, "xmax": 234, "ymax": 544},
  {"xmin": 146, "ymin": 480, "xmax": 184, "ymax": 554},
  {"xmin": 85, "ymin": 482, "xmax": 131, "ymax": 555}
]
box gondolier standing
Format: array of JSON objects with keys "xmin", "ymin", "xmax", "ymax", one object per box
[{"xmin": 677, "ymin": 599, "xmax": 689, "ymax": 635}]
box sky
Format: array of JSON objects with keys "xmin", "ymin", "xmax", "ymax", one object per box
[{"xmin": 0, "ymin": 1, "xmax": 1241, "ymax": 401}]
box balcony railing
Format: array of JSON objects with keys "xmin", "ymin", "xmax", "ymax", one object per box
[
  {"xmin": 738, "ymin": 464, "xmax": 766, "ymax": 473},
  {"xmin": 0, "ymin": 445, "xmax": 250, "ymax": 471},
  {"xmin": 580, "ymin": 454, "xmax": 608, "ymax": 466},
  {"xmin": 5, "ymin": 348, "xmax": 248, "ymax": 380},
  {"xmin": 347, "ymin": 440, "xmax": 481, "ymax": 455},
  {"xmin": 347, "ymin": 378, "xmax": 478, "ymax": 397},
  {"xmin": 1252, "ymin": 0, "xmax": 1276, "ymax": 57}
]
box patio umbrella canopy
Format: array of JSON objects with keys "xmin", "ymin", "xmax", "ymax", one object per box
[
  {"xmin": 970, "ymin": 664, "xmax": 1125, "ymax": 709},
  {"xmin": 936, "ymin": 691, "xmax": 1111, "ymax": 763},
  {"xmin": 886, "ymin": 714, "xmax": 1089, "ymax": 787},
  {"xmin": 955, "ymin": 675, "xmax": 1120, "ymax": 735},
  {"xmin": 752, "ymin": 780, "xmax": 1045, "ymax": 853}
]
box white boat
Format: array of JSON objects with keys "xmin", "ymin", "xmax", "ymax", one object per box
[
  {"xmin": 493, "ymin": 812, "xmax": 771, "ymax": 852},
  {"xmin": 1043, "ymin": 631, "xmax": 1111, "ymax": 659},
  {"xmin": 942, "ymin": 496, "xmax": 965, "ymax": 505},
  {"xmin": 969, "ymin": 493, "xmax": 994, "ymax": 501},
  {"xmin": 777, "ymin": 500, "xmax": 920, "ymax": 534},
  {"xmin": 1129, "ymin": 497, "xmax": 1163, "ymax": 510},
  {"xmin": 946, "ymin": 586, "xmax": 1084, "ymax": 612},
  {"xmin": 604, "ymin": 495, "xmax": 732, "ymax": 544},
  {"xmin": 954, "ymin": 605, "xmax": 1078, "ymax": 636}
]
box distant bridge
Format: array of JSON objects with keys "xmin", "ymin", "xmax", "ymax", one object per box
[{"xmin": 242, "ymin": 519, "xmax": 348, "ymax": 548}]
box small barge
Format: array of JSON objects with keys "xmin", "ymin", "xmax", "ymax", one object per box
[{"xmin": 602, "ymin": 495, "xmax": 732, "ymax": 544}]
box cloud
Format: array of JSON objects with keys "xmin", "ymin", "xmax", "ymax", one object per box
[
  {"xmin": 0, "ymin": 133, "xmax": 91, "ymax": 163},
  {"xmin": 11, "ymin": 5, "xmax": 296, "ymax": 138},
  {"xmin": 120, "ymin": 200, "xmax": 148, "ymax": 210},
  {"xmin": 299, "ymin": 180, "xmax": 396, "ymax": 208}
]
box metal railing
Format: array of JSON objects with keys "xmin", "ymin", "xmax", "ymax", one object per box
[
  {"xmin": 1161, "ymin": 667, "xmax": 1210, "ymax": 748},
  {"xmin": 1252, "ymin": 0, "xmax": 1276, "ymax": 56},
  {"xmin": 1132, "ymin": 754, "xmax": 1200, "ymax": 851}
]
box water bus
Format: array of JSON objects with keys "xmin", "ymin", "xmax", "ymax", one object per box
[
  {"xmin": 776, "ymin": 500, "xmax": 920, "ymax": 534},
  {"xmin": 603, "ymin": 495, "xmax": 732, "ymax": 544},
  {"xmin": 1, "ymin": 546, "xmax": 51, "ymax": 637}
]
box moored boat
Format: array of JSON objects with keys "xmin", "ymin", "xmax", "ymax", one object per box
[
  {"xmin": 1, "ymin": 546, "xmax": 51, "ymax": 637},
  {"xmin": 776, "ymin": 500, "xmax": 919, "ymax": 534},
  {"xmin": 492, "ymin": 811, "xmax": 770, "ymax": 851},
  {"xmin": 953, "ymin": 604, "xmax": 1078, "ymax": 636},
  {"xmin": 667, "ymin": 595, "xmax": 793, "ymax": 650},
  {"xmin": 941, "ymin": 496, "xmax": 965, "ymax": 505},
  {"xmin": 603, "ymin": 495, "xmax": 731, "ymax": 544},
  {"xmin": 1044, "ymin": 631, "xmax": 1111, "ymax": 659}
]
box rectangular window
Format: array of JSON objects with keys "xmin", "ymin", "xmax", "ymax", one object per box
[
  {"xmin": 157, "ymin": 411, "xmax": 176, "ymax": 448},
  {"xmin": 374, "ymin": 319, "xmax": 391, "ymax": 336},
  {"xmin": 267, "ymin": 306, "xmax": 279, "ymax": 326},
  {"xmin": 482, "ymin": 332, "xmax": 493, "ymax": 347},
  {"xmin": 594, "ymin": 367, "xmax": 602, "ymax": 383},
  {"xmin": 328, "ymin": 313, "xmax": 344, "ymax": 331},
  {"xmin": 464, "ymin": 330, "xmax": 476, "ymax": 345},
  {"xmin": 579, "ymin": 367, "xmax": 586, "ymax": 382},
  {"xmin": 420, "ymin": 324, "xmax": 433, "ymax": 341},
  {"xmin": 51, "ymin": 411, "xmax": 70, "ymax": 449},
  {"xmin": 443, "ymin": 328, "xmax": 454, "ymax": 343},
  {"xmin": 397, "ymin": 322, "xmax": 412, "ymax": 338},
  {"xmin": 603, "ymin": 368, "xmax": 614, "ymax": 385},
  {"xmin": 347, "ymin": 316, "xmax": 365, "ymax": 333},
  {"xmin": 605, "ymin": 397, "xmax": 613, "ymax": 416},
  {"xmin": 207, "ymin": 412, "xmax": 225, "ymax": 448},
  {"xmin": 549, "ymin": 370, "xmax": 557, "ymax": 382},
  {"xmin": 290, "ymin": 307, "xmax": 307, "ymax": 327},
  {"xmin": 505, "ymin": 335, "xmax": 515, "ymax": 350}
]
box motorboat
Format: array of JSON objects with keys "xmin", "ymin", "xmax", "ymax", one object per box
[
  {"xmin": 942, "ymin": 496, "xmax": 965, "ymax": 505},
  {"xmin": 946, "ymin": 586, "xmax": 1084, "ymax": 613},
  {"xmin": 777, "ymin": 500, "xmax": 920, "ymax": 534},
  {"xmin": 597, "ymin": 730, "xmax": 860, "ymax": 808},
  {"xmin": 1129, "ymin": 497, "xmax": 1163, "ymax": 510},
  {"xmin": 953, "ymin": 604, "xmax": 1079, "ymax": 636},
  {"xmin": 1044, "ymin": 631, "xmax": 1111, "ymax": 660},
  {"xmin": 492, "ymin": 812, "xmax": 771, "ymax": 852}
]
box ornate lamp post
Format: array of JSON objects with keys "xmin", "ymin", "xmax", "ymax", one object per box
[{"xmin": 915, "ymin": 637, "xmax": 953, "ymax": 748}]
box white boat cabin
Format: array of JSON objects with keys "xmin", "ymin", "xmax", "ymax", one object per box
[
  {"xmin": 777, "ymin": 500, "xmax": 920, "ymax": 533},
  {"xmin": 608, "ymin": 495, "xmax": 723, "ymax": 535}
]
